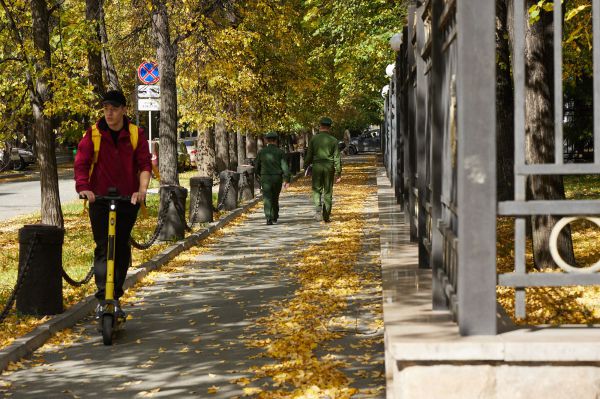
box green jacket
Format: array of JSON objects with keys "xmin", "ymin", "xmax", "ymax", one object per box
[
  {"xmin": 304, "ymin": 132, "xmax": 342, "ymax": 176},
  {"xmin": 255, "ymin": 144, "xmax": 291, "ymax": 182}
]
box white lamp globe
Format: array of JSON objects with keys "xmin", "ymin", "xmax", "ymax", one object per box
[
  {"xmin": 390, "ymin": 33, "xmax": 402, "ymax": 52},
  {"xmin": 385, "ymin": 63, "xmax": 395, "ymax": 78},
  {"xmin": 381, "ymin": 85, "xmax": 390, "ymax": 98}
]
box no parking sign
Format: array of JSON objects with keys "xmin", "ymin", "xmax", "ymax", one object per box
[{"xmin": 137, "ymin": 62, "xmax": 160, "ymax": 85}]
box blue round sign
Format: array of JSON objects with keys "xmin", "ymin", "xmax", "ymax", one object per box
[{"xmin": 137, "ymin": 62, "xmax": 160, "ymax": 85}]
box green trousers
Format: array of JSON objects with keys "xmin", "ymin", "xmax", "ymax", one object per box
[
  {"xmin": 311, "ymin": 162, "xmax": 335, "ymax": 221},
  {"xmin": 261, "ymin": 175, "xmax": 283, "ymax": 221}
]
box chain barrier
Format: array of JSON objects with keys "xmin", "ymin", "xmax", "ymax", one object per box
[
  {"xmin": 215, "ymin": 174, "xmax": 233, "ymax": 211},
  {"xmin": 174, "ymin": 185, "xmax": 204, "ymax": 231},
  {"xmin": 130, "ymin": 190, "xmax": 172, "ymax": 250},
  {"xmin": 61, "ymin": 264, "xmax": 94, "ymax": 287},
  {"xmin": 0, "ymin": 233, "xmax": 38, "ymax": 324}
]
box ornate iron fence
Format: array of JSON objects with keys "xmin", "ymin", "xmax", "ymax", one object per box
[{"xmin": 385, "ymin": 0, "xmax": 600, "ymax": 335}]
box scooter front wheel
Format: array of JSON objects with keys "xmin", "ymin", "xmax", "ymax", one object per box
[{"xmin": 102, "ymin": 314, "xmax": 114, "ymax": 345}]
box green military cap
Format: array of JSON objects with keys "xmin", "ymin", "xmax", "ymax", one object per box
[
  {"xmin": 265, "ymin": 131, "xmax": 278, "ymax": 139},
  {"xmin": 319, "ymin": 116, "xmax": 333, "ymax": 126}
]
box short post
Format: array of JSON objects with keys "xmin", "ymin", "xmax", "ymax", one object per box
[
  {"xmin": 17, "ymin": 224, "xmax": 64, "ymax": 315},
  {"xmin": 292, "ymin": 152, "xmax": 301, "ymax": 174},
  {"xmin": 189, "ymin": 176, "xmax": 213, "ymax": 223},
  {"xmin": 158, "ymin": 185, "xmax": 188, "ymax": 241},
  {"xmin": 237, "ymin": 165, "xmax": 255, "ymax": 201},
  {"xmin": 217, "ymin": 170, "xmax": 240, "ymax": 211}
]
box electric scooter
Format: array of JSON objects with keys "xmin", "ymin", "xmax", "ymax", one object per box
[{"xmin": 81, "ymin": 187, "xmax": 131, "ymax": 345}]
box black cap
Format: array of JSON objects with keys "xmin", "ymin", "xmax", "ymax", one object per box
[
  {"xmin": 102, "ymin": 90, "xmax": 127, "ymax": 107},
  {"xmin": 319, "ymin": 116, "xmax": 333, "ymax": 126}
]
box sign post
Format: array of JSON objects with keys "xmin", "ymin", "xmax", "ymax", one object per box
[{"xmin": 137, "ymin": 62, "xmax": 160, "ymax": 153}]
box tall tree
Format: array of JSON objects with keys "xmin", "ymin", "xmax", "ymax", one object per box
[
  {"xmin": 86, "ymin": 0, "xmax": 104, "ymax": 99},
  {"xmin": 524, "ymin": 0, "xmax": 575, "ymax": 268},
  {"xmin": 98, "ymin": 0, "xmax": 120, "ymax": 91},
  {"xmin": 31, "ymin": 0, "xmax": 62, "ymax": 227},
  {"xmin": 496, "ymin": 0, "xmax": 514, "ymax": 202},
  {"xmin": 215, "ymin": 118, "xmax": 229, "ymax": 172},
  {"xmin": 197, "ymin": 126, "xmax": 216, "ymax": 178},
  {"xmin": 151, "ymin": 0, "xmax": 179, "ymax": 186}
]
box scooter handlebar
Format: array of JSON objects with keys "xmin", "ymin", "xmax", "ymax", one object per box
[{"xmin": 79, "ymin": 193, "xmax": 131, "ymax": 202}]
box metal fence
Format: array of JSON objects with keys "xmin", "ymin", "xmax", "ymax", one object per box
[{"xmin": 384, "ymin": 0, "xmax": 600, "ymax": 335}]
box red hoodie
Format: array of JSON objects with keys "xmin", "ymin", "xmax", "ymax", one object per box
[{"xmin": 74, "ymin": 117, "xmax": 152, "ymax": 196}]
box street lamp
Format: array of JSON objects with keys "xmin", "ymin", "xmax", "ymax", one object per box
[
  {"xmin": 389, "ymin": 32, "xmax": 402, "ymax": 52},
  {"xmin": 385, "ymin": 63, "xmax": 395, "ymax": 78},
  {"xmin": 381, "ymin": 85, "xmax": 390, "ymax": 98}
]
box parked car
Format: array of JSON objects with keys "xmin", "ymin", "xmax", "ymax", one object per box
[
  {"xmin": 348, "ymin": 130, "xmax": 381, "ymax": 155},
  {"xmin": 10, "ymin": 147, "xmax": 36, "ymax": 171},
  {"xmin": 150, "ymin": 140, "xmax": 192, "ymax": 172},
  {"xmin": 180, "ymin": 138, "xmax": 197, "ymax": 167}
]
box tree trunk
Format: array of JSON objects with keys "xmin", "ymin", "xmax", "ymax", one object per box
[
  {"xmin": 228, "ymin": 127, "xmax": 238, "ymax": 170},
  {"xmin": 257, "ymin": 136, "xmax": 264, "ymax": 152},
  {"xmin": 197, "ymin": 125, "xmax": 216, "ymax": 178},
  {"xmin": 215, "ymin": 119, "xmax": 229, "ymax": 172},
  {"xmin": 237, "ymin": 130, "xmax": 246, "ymax": 165},
  {"xmin": 152, "ymin": 1, "xmax": 179, "ymax": 186},
  {"xmin": 246, "ymin": 134, "xmax": 257, "ymax": 158},
  {"xmin": 31, "ymin": 0, "xmax": 63, "ymax": 227},
  {"xmin": 496, "ymin": 0, "xmax": 514, "ymax": 202},
  {"xmin": 85, "ymin": 0, "xmax": 104, "ymax": 99},
  {"xmin": 99, "ymin": 0, "xmax": 120, "ymax": 91},
  {"xmin": 524, "ymin": 0, "xmax": 575, "ymax": 269}
]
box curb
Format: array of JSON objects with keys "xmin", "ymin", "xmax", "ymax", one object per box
[{"xmin": 0, "ymin": 192, "xmax": 264, "ymax": 372}]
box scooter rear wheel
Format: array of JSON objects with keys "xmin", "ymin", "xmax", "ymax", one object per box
[{"xmin": 102, "ymin": 314, "xmax": 114, "ymax": 345}]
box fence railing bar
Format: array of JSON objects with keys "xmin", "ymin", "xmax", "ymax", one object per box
[
  {"xmin": 499, "ymin": 273, "xmax": 600, "ymax": 287},
  {"xmin": 498, "ymin": 200, "xmax": 600, "ymax": 215},
  {"xmin": 554, "ymin": 0, "xmax": 564, "ymax": 165},
  {"xmin": 514, "ymin": 217, "xmax": 527, "ymax": 318},
  {"xmin": 514, "ymin": 0, "xmax": 526, "ymax": 201},
  {"xmin": 594, "ymin": 0, "xmax": 600, "ymax": 164},
  {"xmin": 515, "ymin": 163, "xmax": 600, "ymax": 175}
]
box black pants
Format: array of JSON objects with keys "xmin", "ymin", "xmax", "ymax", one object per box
[{"xmin": 89, "ymin": 201, "xmax": 139, "ymax": 301}]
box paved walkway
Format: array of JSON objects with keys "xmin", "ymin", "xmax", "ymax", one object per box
[{"xmin": 0, "ymin": 156, "xmax": 384, "ymax": 398}]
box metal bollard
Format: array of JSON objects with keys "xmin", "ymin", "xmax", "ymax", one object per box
[
  {"xmin": 291, "ymin": 152, "xmax": 301, "ymax": 174},
  {"xmin": 189, "ymin": 176, "xmax": 213, "ymax": 223},
  {"xmin": 17, "ymin": 224, "xmax": 64, "ymax": 315},
  {"xmin": 158, "ymin": 185, "xmax": 188, "ymax": 241},
  {"xmin": 237, "ymin": 165, "xmax": 255, "ymax": 202},
  {"xmin": 217, "ymin": 170, "xmax": 240, "ymax": 211}
]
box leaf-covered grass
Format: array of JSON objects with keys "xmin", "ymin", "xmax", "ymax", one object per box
[{"xmin": 497, "ymin": 174, "xmax": 600, "ymax": 325}]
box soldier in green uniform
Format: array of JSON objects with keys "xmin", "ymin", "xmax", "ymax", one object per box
[
  {"xmin": 255, "ymin": 132, "xmax": 291, "ymax": 225},
  {"xmin": 304, "ymin": 117, "xmax": 342, "ymax": 222}
]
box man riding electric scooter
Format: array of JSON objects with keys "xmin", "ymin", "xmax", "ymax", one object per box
[{"xmin": 74, "ymin": 90, "xmax": 152, "ymax": 342}]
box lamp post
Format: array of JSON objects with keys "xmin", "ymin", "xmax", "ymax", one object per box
[
  {"xmin": 389, "ymin": 32, "xmax": 403, "ymax": 52},
  {"xmin": 386, "ymin": 33, "xmax": 404, "ymax": 206}
]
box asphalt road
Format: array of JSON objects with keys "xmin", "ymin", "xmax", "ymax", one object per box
[{"xmin": 0, "ymin": 172, "xmax": 77, "ymax": 222}]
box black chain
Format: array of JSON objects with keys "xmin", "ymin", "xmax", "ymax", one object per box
[
  {"xmin": 61, "ymin": 263, "xmax": 94, "ymax": 287},
  {"xmin": 187, "ymin": 187, "xmax": 204, "ymax": 229},
  {"xmin": 216, "ymin": 174, "xmax": 233, "ymax": 211},
  {"xmin": 171, "ymin": 190, "xmax": 193, "ymax": 232},
  {"xmin": 0, "ymin": 234, "xmax": 38, "ymax": 324},
  {"xmin": 130, "ymin": 191, "xmax": 172, "ymax": 250}
]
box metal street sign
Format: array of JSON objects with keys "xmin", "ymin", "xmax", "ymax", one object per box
[
  {"xmin": 138, "ymin": 85, "xmax": 160, "ymax": 98},
  {"xmin": 138, "ymin": 98, "xmax": 160, "ymax": 111},
  {"xmin": 137, "ymin": 62, "xmax": 160, "ymax": 85}
]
